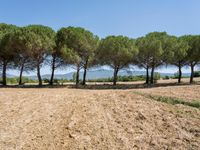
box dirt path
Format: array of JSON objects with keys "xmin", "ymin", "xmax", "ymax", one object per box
[{"xmin": 0, "ymin": 87, "xmax": 200, "ymax": 149}]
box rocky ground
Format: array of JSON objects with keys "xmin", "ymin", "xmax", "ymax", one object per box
[{"xmin": 0, "ymin": 84, "xmax": 200, "ymax": 149}]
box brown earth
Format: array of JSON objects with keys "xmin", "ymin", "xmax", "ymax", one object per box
[{"xmin": 0, "ymin": 84, "xmax": 200, "ymax": 150}]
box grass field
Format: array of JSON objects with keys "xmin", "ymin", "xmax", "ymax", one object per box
[{"xmin": 0, "ymin": 79, "xmax": 200, "ymax": 149}]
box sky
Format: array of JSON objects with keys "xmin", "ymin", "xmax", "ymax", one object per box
[{"xmin": 1, "ymin": 0, "xmax": 200, "ymax": 75}]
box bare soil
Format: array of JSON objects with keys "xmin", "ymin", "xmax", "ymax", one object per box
[{"xmin": 0, "ymin": 84, "xmax": 200, "ymax": 149}]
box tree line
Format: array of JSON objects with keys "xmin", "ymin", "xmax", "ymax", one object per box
[{"xmin": 0, "ymin": 23, "xmax": 200, "ymax": 86}]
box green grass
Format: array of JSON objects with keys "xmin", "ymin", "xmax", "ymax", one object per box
[
  {"xmin": 0, "ymin": 77, "xmax": 37, "ymax": 84},
  {"xmin": 135, "ymin": 92, "xmax": 200, "ymax": 109}
]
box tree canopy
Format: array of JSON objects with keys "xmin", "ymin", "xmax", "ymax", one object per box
[
  {"xmin": 25, "ymin": 25, "xmax": 56, "ymax": 86},
  {"xmin": 0, "ymin": 23, "xmax": 200, "ymax": 86},
  {"xmin": 97, "ymin": 35, "xmax": 138, "ymax": 85},
  {"xmin": 182, "ymin": 35, "xmax": 200, "ymax": 83},
  {"xmin": 0, "ymin": 23, "xmax": 18, "ymax": 85},
  {"xmin": 57, "ymin": 26, "xmax": 99, "ymax": 85},
  {"xmin": 136, "ymin": 32, "xmax": 174, "ymax": 84},
  {"xmin": 169, "ymin": 36, "xmax": 189, "ymax": 83}
]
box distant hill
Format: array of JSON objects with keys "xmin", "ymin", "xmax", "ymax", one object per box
[
  {"xmin": 23, "ymin": 69, "xmax": 190, "ymax": 80},
  {"xmin": 0, "ymin": 73, "xmax": 16, "ymax": 78},
  {"xmin": 1, "ymin": 69, "xmax": 191, "ymax": 80}
]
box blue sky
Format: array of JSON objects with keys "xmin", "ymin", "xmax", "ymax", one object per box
[{"xmin": 1, "ymin": 0, "xmax": 200, "ymax": 75}]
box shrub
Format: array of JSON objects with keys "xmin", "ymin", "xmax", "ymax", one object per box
[
  {"xmin": 87, "ymin": 75, "xmax": 146, "ymax": 82},
  {"xmin": 163, "ymin": 75, "xmax": 170, "ymax": 80},
  {"xmin": 173, "ymin": 72, "xmax": 179, "ymax": 79},
  {"xmin": 43, "ymin": 78, "xmax": 50, "ymax": 83},
  {"xmin": 0, "ymin": 77, "xmax": 37, "ymax": 84},
  {"xmin": 53, "ymin": 79, "xmax": 59, "ymax": 84},
  {"xmin": 154, "ymin": 72, "xmax": 161, "ymax": 80},
  {"xmin": 194, "ymin": 71, "xmax": 200, "ymax": 77}
]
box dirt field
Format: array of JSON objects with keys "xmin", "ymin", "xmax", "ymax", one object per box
[{"xmin": 0, "ymin": 84, "xmax": 200, "ymax": 149}]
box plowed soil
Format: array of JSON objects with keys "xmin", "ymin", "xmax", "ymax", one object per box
[{"xmin": 0, "ymin": 85, "xmax": 200, "ymax": 150}]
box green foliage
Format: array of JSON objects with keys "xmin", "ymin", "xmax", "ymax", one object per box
[
  {"xmin": 173, "ymin": 72, "xmax": 189, "ymax": 79},
  {"xmin": 72, "ymin": 72, "xmax": 77, "ymax": 82},
  {"xmin": 117, "ymin": 75, "xmax": 145, "ymax": 82},
  {"xmin": 163, "ymin": 76, "xmax": 170, "ymax": 80},
  {"xmin": 173, "ymin": 72, "xmax": 179, "ymax": 79},
  {"xmin": 24, "ymin": 25, "xmax": 56, "ymax": 85},
  {"xmin": 137, "ymin": 32, "xmax": 169, "ymax": 63},
  {"xmin": 87, "ymin": 75, "xmax": 145, "ymax": 82},
  {"xmin": 135, "ymin": 92, "xmax": 200, "ymax": 109},
  {"xmin": 0, "ymin": 22, "xmax": 200, "ymax": 86},
  {"xmin": 154, "ymin": 72, "xmax": 161, "ymax": 80},
  {"xmin": 135, "ymin": 32, "xmax": 173, "ymax": 84},
  {"xmin": 0, "ymin": 23, "xmax": 18, "ymax": 61},
  {"xmin": 97, "ymin": 36, "xmax": 138, "ymax": 68},
  {"xmin": 0, "ymin": 77, "xmax": 37, "ymax": 84},
  {"xmin": 43, "ymin": 78, "xmax": 60, "ymax": 84},
  {"xmin": 182, "ymin": 35, "xmax": 200, "ymax": 64},
  {"xmin": 43, "ymin": 78, "xmax": 50, "ymax": 83},
  {"xmin": 52, "ymin": 79, "xmax": 58, "ymax": 83},
  {"xmin": 194, "ymin": 71, "xmax": 200, "ymax": 77},
  {"xmin": 56, "ymin": 27, "xmax": 99, "ymax": 85},
  {"xmin": 148, "ymin": 95, "xmax": 200, "ymax": 109},
  {"xmin": 59, "ymin": 78, "xmax": 67, "ymax": 85},
  {"xmin": 169, "ymin": 36, "xmax": 189, "ymax": 65},
  {"xmin": 25, "ymin": 25, "xmax": 56, "ymax": 59},
  {"xmin": 42, "ymin": 78, "xmax": 71, "ymax": 85},
  {"xmin": 97, "ymin": 35, "xmax": 138, "ymax": 85},
  {"xmin": 57, "ymin": 27, "xmax": 99, "ymax": 64},
  {"xmin": 145, "ymin": 32, "xmax": 173, "ymax": 67},
  {"xmin": 6, "ymin": 27, "xmax": 36, "ymax": 71}
]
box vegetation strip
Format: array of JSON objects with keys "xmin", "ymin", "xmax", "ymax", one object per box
[
  {"xmin": 135, "ymin": 92, "xmax": 200, "ymax": 109},
  {"xmin": 1, "ymin": 24, "xmax": 200, "ymax": 87}
]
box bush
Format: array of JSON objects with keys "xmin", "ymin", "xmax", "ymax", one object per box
[
  {"xmin": 53, "ymin": 79, "xmax": 59, "ymax": 84},
  {"xmin": 194, "ymin": 71, "xmax": 200, "ymax": 77},
  {"xmin": 43, "ymin": 78, "xmax": 50, "ymax": 83},
  {"xmin": 0, "ymin": 77, "xmax": 37, "ymax": 84},
  {"xmin": 172, "ymin": 72, "xmax": 189, "ymax": 79},
  {"xmin": 72, "ymin": 73, "xmax": 77, "ymax": 82},
  {"xmin": 7, "ymin": 78, "xmax": 18, "ymax": 84},
  {"xmin": 154, "ymin": 72, "xmax": 161, "ymax": 80},
  {"xmin": 163, "ymin": 75, "xmax": 170, "ymax": 80},
  {"xmin": 87, "ymin": 75, "xmax": 146, "ymax": 82},
  {"xmin": 173, "ymin": 71, "xmax": 180, "ymax": 79}
]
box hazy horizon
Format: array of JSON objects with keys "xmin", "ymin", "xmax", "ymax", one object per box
[{"xmin": 5, "ymin": 65, "xmax": 199, "ymax": 77}]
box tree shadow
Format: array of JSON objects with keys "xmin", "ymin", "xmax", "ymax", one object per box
[
  {"xmin": 0, "ymin": 84, "xmax": 70, "ymax": 89},
  {"xmin": 0, "ymin": 81, "xmax": 199, "ymax": 90},
  {"xmin": 70, "ymin": 82, "xmax": 200, "ymax": 90}
]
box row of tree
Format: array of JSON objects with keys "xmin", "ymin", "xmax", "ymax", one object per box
[{"xmin": 0, "ymin": 23, "xmax": 200, "ymax": 86}]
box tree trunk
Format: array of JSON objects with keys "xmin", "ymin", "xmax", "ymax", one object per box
[
  {"xmin": 19, "ymin": 63, "xmax": 24, "ymax": 85},
  {"xmin": 2, "ymin": 60, "xmax": 7, "ymax": 86},
  {"xmin": 37, "ymin": 64, "xmax": 42, "ymax": 86},
  {"xmin": 49, "ymin": 55, "xmax": 56, "ymax": 86},
  {"xmin": 113, "ymin": 67, "xmax": 119, "ymax": 86},
  {"xmin": 190, "ymin": 64, "xmax": 195, "ymax": 84},
  {"xmin": 82, "ymin": 60, "xmax": 88, "ymax": 85},
  {"xmin": 76, "ymin": 64, "xmax": 80, "ymax": 86},
  {"xmin": 150, "ymin": 66, "xmax": 155, "ymax": 84},
  {"xmin": 178, "ymin": 63, "xmax": 182, "ymax": 83},
  {"xmin": 146, "ymin": 66, "xmax": 149, "ymax": 84}
]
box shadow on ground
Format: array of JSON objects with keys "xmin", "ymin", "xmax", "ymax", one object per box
[{"xmin": 0, "ymin": 81, "xmax": 199, "ymax": 90}]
